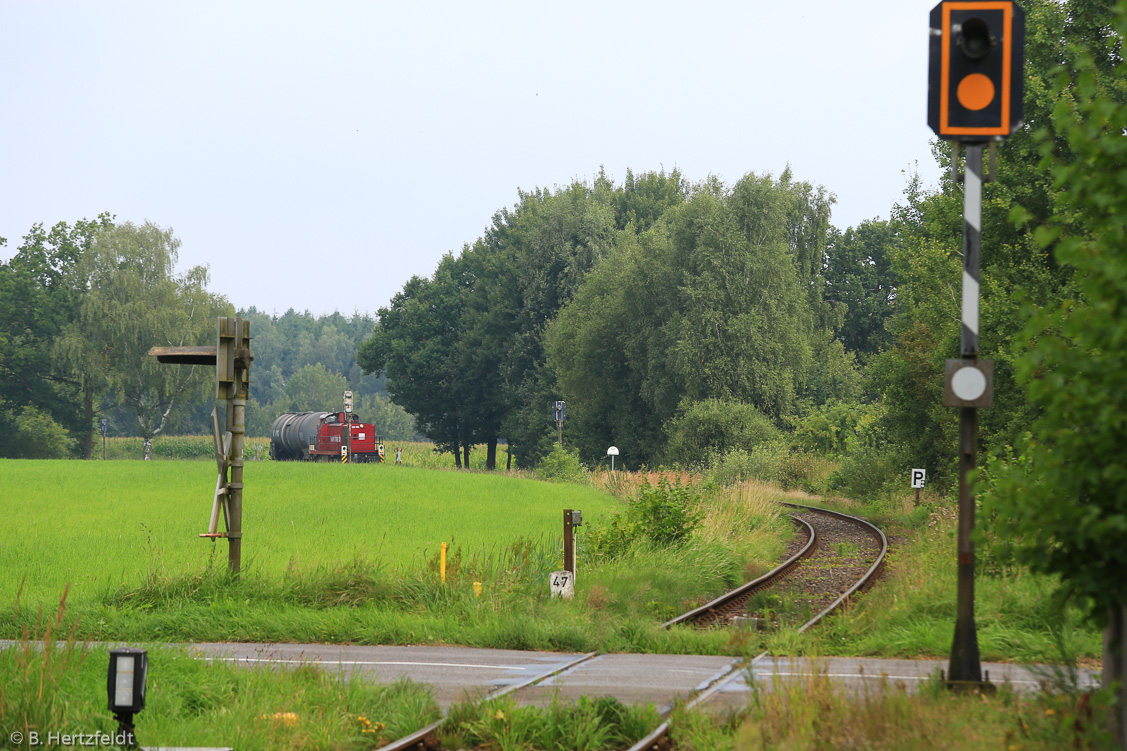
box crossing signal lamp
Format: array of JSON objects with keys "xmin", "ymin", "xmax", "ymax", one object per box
[{"xmin": 928, "ymin": 1, "xmax": 1025, "ymax": 142}]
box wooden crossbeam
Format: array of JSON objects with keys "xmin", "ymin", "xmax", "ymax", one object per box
[{"xmin": 147, "ymin": 345, "xmax": 218, "ymax": 365}]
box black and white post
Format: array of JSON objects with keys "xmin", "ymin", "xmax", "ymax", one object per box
[
  {"xmin": 927, "ymin": 0, "xmax": 1024, "ymax": 691},
  {"xmin": 949, "ymin": 144, "xmax": 984, "ymax": 685}
]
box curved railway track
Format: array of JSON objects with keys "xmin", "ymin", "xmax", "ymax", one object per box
[
  {"xmin": 376, "ymin": 502, "xmax": 888, "ymax": 751},
  {"xmin": 627, "ymin": 502, "xmax": 889, "ymax": 751}
]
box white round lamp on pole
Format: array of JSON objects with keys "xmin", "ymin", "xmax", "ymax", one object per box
[{"xmin": 607, "ymin": 446, "xmax": 619, "ymax": 472}]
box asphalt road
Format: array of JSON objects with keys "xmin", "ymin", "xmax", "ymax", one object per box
[{"xmin": 191, "ymin": 642, "xmax": 1101, "ymax": 713}]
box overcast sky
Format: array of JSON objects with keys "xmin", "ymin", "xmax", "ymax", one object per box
[{"xmin": 1, "ymin": 1, "xmax": 944, "ymax": 317}]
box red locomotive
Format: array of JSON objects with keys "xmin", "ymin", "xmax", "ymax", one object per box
[{"xmin": 269, "ymin": 411, "xmax": 385, "ymax": 462}]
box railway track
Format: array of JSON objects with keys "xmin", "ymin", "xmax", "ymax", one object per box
[
  {"xmin": 375, "ymin": 502, "xmax": 888, "ymax": 751},
  {"xmin": 627, "ymin": 502, "xmax": 888, "ymax": 751}
]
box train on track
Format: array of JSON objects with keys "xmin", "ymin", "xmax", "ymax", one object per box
[{"xmin": 269, "ymin": 410, "xmax": 385, "ymax": 462}]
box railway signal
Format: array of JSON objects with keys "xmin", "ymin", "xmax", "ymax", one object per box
[
  {"xmin": 928, "ymin": 1, "xmax": 1025, "ymax": 142},
  {"xmin": 149, "ymin": 316, "xmax": 252, "ymax": 574},
  {"xmin": 552, "ymin": 400, "xmax": 566, "ymax": 447},
  {"xmin": 928, "ymin": 0, "xmax": 1024, "ymax": 689}
]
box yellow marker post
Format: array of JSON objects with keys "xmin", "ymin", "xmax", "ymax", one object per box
[{"xmin": 440, "ymin": 542, "xmax": 447, "ymax": 583}]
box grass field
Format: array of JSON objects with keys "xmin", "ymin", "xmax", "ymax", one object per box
[
  {"xmin": 0, "ymin": 458, "xmax": 792, "ymax": 655},
  {"xmin": 0, "ymin": 459, "xmax": 617, "ymax": 605}
]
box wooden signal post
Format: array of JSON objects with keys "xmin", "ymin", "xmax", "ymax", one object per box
[{"xmin": 149, "ymin": 316, "xmax": 252, "ymax": 574}]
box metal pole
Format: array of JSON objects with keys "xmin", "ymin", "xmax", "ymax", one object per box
[
  {"xmin": 949, "ymin": 143, "xmax": 984, "ymax": 684},
  {"xmin": 1105, "ymin": 604, "xmax": 1127, "ymax": 747},
  {"xmin": 563, "ymin": 509, "xmax": 575, "ymax": 575}
]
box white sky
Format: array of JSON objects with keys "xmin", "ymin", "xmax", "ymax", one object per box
[{"xmin": 0, "ymin": 1, "xmax": 944, "ymax": 317}]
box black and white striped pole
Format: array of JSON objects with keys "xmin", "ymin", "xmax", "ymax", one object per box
[
  {"xmin": 928, "ymin": 0, "xmax": 1024, "ymax": 688},
  {"xmin": 948, "ymin": 144, "xmax": 991, "ymax": 685}
]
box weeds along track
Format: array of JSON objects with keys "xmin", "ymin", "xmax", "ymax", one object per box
[
  {"xmin": 376, "ymin": 504, "xmax": 887, "ymax": 751},
  {"xmin": 667, "ymin": 503, "xmax": 887, "ymax": 631},
  {"xmin": 626, "ymin": 503, "xmax": 889, "ymax": 751},
  {"xmin": 375, "ymin": 651, "xmax": 601, "ymax": 751}
]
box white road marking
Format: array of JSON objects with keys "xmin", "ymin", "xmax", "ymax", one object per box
[{"xmin": 204, "ymin": 656, "xmax": 527, "ymax": 671}]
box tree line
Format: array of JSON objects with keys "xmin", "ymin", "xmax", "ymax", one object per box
[
  {"xmin": 0, "ymin": 223, "xmax": 416, "ymax": 459},
  {"xmin": 358, "ymin": 168, "xmax": 856, "ymax": 470}
]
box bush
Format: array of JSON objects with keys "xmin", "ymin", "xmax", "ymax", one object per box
[
  {"xmin": 663, "ymin": 398, "xmax": 780, "ymax": 468},
  {"xmin": 828, "ymin": 444, "xmax": 901, "ymax": 500},
  {"xmin": 12, "ymin": 405, "xmax": 75, "ymax": 459},
  {"xmin": 587, "ymin": 477, "xmax": 703, "ymax": 559},
  {"xmin": 631, "ymin": 477, "xmax": 703, "ymax": 546},
  {"xmin": 535, "ymin": 445, "xmax": 587, "ymax": 483},
  {"xmin": 707, "ymin": 443, "xmax": 817, "ymax": 490},
  {"xmin": 790, "ymin": 400, "xmax": 863, "ymax": 456}
]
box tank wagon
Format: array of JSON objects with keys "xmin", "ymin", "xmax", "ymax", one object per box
[{"xmin": 270, "ymin": 411, "xmax": 385, "ymax": 462}]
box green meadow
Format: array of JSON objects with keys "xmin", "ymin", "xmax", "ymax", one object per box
[
  {"xmin": 0, "ymin": 459, "xmax": 617, "ymax": 606},
  {"xmin": 0, "ymin": 458, "xmax": 787, "ymax": 655}
]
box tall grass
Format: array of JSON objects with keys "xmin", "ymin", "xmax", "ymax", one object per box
[
  {"xmin": 669, "ymin": 665, "xmax": 1112, "ymax": 750},
  {"xmin": 442, "ymin": 694, "xmax": 661, "ymax": 751},
  {"xmin": 0, "ymin": 593, "xmax": 441, "ymax": 750},
  {"xmin": 779, "ymin": 503, "xmax": 1102, "ymax": 663}
]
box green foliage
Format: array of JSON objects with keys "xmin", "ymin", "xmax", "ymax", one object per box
[
  {"xmin": 824, "ymin": 219, "xmax": 898, "ymax": 358},
  {"xmin": 631, "ymin": 478, "xmax": 703, "ymax": 546},
  {"xmin": 229, "ymin": 308, "xmax": 398, "ymax": 440},
  {"xmin": 9, "ymin": 405, "xmax": 76, "ymax": 459},
  {"xmin": 828, "ymin": 445, "xmax": 903, "ymax": 502},
  {"xmin": 984, "ymin": 11, "xmax": 1127, "ymax": 625},
  {"xmin": 789, "ymin": 400, "xmax": 865, "ymax": 456},
  {"xmin": 56, "ymin": 221, "xmax": 229, "ymax": 448},
  {"xmin": 443, "ymin": 694, "xmax": 660, "ymax": 751},
  {"xmin": 534, "ymin": 444, "xmax": 587, "ymax": 483},
  {"xmin": 0, "ymin": 213, "xmax": 114, "ymax": 458},
  {"xmin": 549, "ymin": 171, "xmax": 834, "ymax": 468},
  {"xmin": 276, "ymin": 363, "xmax": 347, "ymax": 413},
  {"xmin": 707, "ymin": 443, "xmax": 818, "ymax": 491},
  {"xmin": 587, "ymin": 477, "xmax": 703, "ymax": 558},
  {"xmin": 870, "ymin": 0, "xmax": 1127, "ymax": 489},
  {"xmin": 662, "ymin": 398, "xmax": 780, "ymax": 468},
  {"xmin": 354, "ymin": 392, "xmax": 416, "ymax": 441}
]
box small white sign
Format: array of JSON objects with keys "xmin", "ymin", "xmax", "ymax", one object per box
[
  {"xmin": 607, "ymin": 446, "xmax": 619, "ymax": 456},
  {"xmin": 911, "ymin": 468, "xmax": 926, "ymax": 489},
  {"xmin": 952, "ymin": 366, "xmax": 987, "ymax": 401},
  {"xmin": 549, "ymin": 570, "xmax": 575, "ymax": 599}
]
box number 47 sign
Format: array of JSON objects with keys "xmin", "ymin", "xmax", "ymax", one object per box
[{"xmin": 549, "ymin": 570, "xmax": 574, "ymax": 599}]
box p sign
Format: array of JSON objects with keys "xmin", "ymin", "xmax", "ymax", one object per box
[{"xmin": 911, "ymin": 468, "xmax": 927, "ymax": 489}]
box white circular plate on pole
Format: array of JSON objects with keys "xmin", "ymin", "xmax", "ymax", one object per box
[{"xmin": 952, "ymin": 366, "xmax": 987, "ymax": 401}]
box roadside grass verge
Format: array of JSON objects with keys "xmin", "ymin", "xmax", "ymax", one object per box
[
  {"xmin": 0, "ymin": 595, "xmax": 440, "ymax": 751},
  {"xmin": 668, "ymin": 668, "xmax": 1112, "ymax": 750}
]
